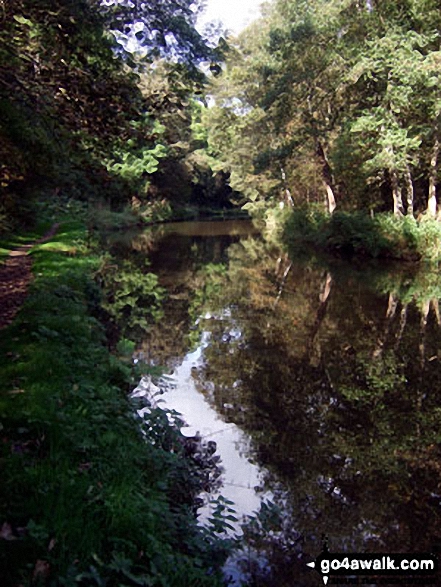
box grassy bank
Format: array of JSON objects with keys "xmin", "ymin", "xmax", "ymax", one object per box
[
  {"xmin": 0, "ymin": 221, "xmax": 231, "ymax": 586},
  {"xmin": 283, "ymin": 208, "xmax": 441, "ymax": 263}
]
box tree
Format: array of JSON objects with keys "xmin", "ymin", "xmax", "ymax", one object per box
[
  {"xmin": 345, "ymin": 26, "xmax": 440, "ymax": 216},
  {"xmin": 98, "ymin": 0, "xmax": 211, "ymax": 69},
  {"xmin": 200, "ymin": 24, "xmax": 284, "ymax": 212},
  {"xmin": 0, "ymin": 0, "xmax": 216, "ymax": 228},
  {"xmin": 203, "ymin": 0, "xmax": 441, "ymax": 219},
  {"xmin": 203, "ymin": 0, "xmax": 362, "ymax": 214}
]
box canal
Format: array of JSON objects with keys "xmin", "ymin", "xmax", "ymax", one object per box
[{"xmin": 121, "ymin": 219, "xmax": 441, "ymax": 586}]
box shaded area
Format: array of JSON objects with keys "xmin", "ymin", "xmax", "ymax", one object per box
[
  {"xmin": 0, "ymin": 252, "xmax": 33, "ymax": 331},
  {"xmin": 0, "ymin": 222, "xmax": 231, "ymax": 587},
  {"xmin": 127, "ymin": 221, "xmax": 441, "ymax": 585},
  {"xmin": 0, "ymin": 223, "xmax": 59, "ymax": 330}
]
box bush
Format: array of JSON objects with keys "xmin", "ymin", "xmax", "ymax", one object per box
[
  {"xmin": 283, "ymin": 208, "xmax": 441, "ymax": 263},
  {"xmin": 282, "ymin": 207, "xmax": 327, "ymax": 251},
  {"xmin": 88, "ymin": 205, "xmax": 140, "ymax": 231},
  {"xmin": 326, "ymin": 212, "xmax": 390, "ymax": 257}
]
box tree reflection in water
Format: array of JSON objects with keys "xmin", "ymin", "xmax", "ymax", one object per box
[{"xmin": 133, "ymin": 222, "xmax": 441, "ymax": 585}]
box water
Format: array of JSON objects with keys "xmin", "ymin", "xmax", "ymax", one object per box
[{"xmin": 125, "ymin": 220, "xmax": 441, "ymax": 586}]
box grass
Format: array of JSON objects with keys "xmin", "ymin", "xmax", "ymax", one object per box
[
  {"xmin": 0, "ymin": 219, "xmax": 61, "ymax": 263},
  {"xmin": 0, "ymin": 220, "xmax": 231, "ymax": 586}
]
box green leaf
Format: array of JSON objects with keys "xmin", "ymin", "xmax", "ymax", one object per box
[{"xmin": 13, "ymin": 15, "xmax": 33, "ymax": 26}]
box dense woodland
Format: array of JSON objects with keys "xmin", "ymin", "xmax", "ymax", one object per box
[
  {"xmin": 0, "ymin": 0, "xmax": 231, "ymax": 232},
  {"xmin": 204, "ymin": 0, "xmax": 441, "ymax": 219},
  {"xmin": 2, "ymin": 0, "xmax": 441, "ymax": 232},
  {"xmin": 2, "ymin": 1, "xmax": 441, "ymax": 586}
]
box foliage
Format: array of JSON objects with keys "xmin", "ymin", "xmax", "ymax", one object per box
[
  {"xmin": 202, "ymin": 0, "xmax": 441, "ymax": 221},
  {"xmin": 281, "ymin": 207, "xmax": 327, "ymax": 250},
  {"xmin": 284, "ymin": 209, "xmax": 441, "ymax": 263},
  {"xmin": 0, "ymin": 0, "xmax": 225, "ymax": 233},
  {"xmin": 326, "ymin": 212, "xmax": 393, "ymax": 258},
  {"xmin": 87, "ymin": 204, "xmax": 141, "ymax": 231},
  {"xmin": 98, "ymin": 0, "xmax": 215, "ymax": 71},
  {"xmin": 97, "ymin": 255, "xmax": 166, "ymax": 339},
  {"xmin": 0, "ymin": 221, "xmax": 231, "ymax": 586}
]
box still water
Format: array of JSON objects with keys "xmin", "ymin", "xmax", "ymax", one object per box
[{"xmin": 126, "ymin": 220, "xmax": 441, "ymax": 586}]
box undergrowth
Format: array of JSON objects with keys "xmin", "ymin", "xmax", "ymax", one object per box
[
  {"xmin": 283, "ymin": 208, "xmax": 441, "ymax": 263},
  {"xmin": 0, "ymin": 221, "xmax": 233, "ymax": 586}
]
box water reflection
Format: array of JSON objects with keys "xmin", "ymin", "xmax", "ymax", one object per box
[
  {"xmin": 157, "ymin": 335, "xmax": 270, "ymax": 531},
  {"xmin": 130, "ymin": 221, "xmax": 441, "ymax": 585}
]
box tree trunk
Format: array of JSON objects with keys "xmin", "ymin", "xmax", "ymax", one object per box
[
  {"xmin": 316, "ymin": 141, "xmax": 337, "ymax": 214},
  {"xmin": 304, "ymin": 272, "xmax": 332, "ymax": 366},
  {"xmin": 404, "ymin": 165, "xmax": 414, "ymax": 217},
  {"xmin": 324, "ymin": 183, "xmax": 337, "ymax": 215},
  {"xmin": 385, "ymin": 141, "xmax": 404, "ymax": 217},
  {"xmin": 431, "ymin": 298, "xmax": 441, "ymax": 326},
  {"xmin": 390, "ymin": 169, "xmax": 404, "ymax": 217},
  {"xmin": 280, "ymin": 167, "xmax": 294, "ymax": 207},
  {"xmin": 394, "ymin": 304, "xmax": 408, "ymax": 351},
  {"xmin": 373, "ymin": 292, "xmax": 399, "ymax": 360},
  {"xmin": 427, "ymin": 138, "xmax": 439, "ymax": 217}
]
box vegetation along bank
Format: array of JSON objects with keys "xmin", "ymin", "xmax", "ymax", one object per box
[
  {"xmin": 0, "ymin": 0, "xmax": 233, "ymax": 584},
  {"xmin": 0, "ymin": 220, "xmax": 235, "ymax": 586}
]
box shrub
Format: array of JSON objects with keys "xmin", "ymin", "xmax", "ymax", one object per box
[
  {"xmin": 326, "ymin": 212, "xmax": 390, "ymax": 257},
  {"xmin": 283, "ymin": 207, "xmax": 327, "ymax": 251},
  {"xmin": 284, "ymin": 208, "xmax": 441, "ymax": 263}
]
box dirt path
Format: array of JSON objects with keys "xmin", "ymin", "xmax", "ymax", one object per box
[{"xmin": 0, "ymin": 223, "xmax": 60, "ymax": 330}]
